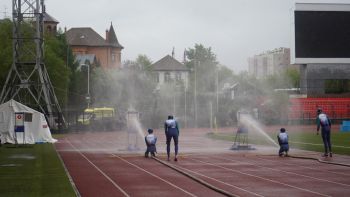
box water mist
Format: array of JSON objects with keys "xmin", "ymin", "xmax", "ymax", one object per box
[{"xmin": 239, "ymin": 114, "xmax": 279, "ymax": 147}]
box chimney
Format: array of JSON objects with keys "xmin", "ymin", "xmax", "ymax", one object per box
[
  {"xmin": 105, "ymin": 29, "xmax": 109, "ymax": 42},
  {"xmin": 64, "ymin": 26, "xmax": 67, "ymax": 33}
]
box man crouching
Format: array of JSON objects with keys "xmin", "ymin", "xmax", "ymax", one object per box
[{"xmin": 145, "ymin": 129, "xmax": 157, "ymax": 157}]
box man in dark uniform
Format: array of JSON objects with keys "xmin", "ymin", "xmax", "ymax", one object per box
[
  {"xmin": 277, "ymin": 128, "xmax": 289, "ymax": 157},
  {"xmin": 316, "ymin": 108, "xmax": 332, "ymax": 157},
  {"xmin": 145, "ymin": 129, "xmax": 157, "ymax": 158},
  {"xmin": 164, "ymin": 115, "xmax": 179, "ymax": 161}
]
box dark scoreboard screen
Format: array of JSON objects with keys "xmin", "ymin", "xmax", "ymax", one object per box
[{"xmin": 294, "ymin": 11, "xmax": 350, "ymax": 58}]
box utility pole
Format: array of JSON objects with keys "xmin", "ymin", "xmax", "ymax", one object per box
[
  {"xmin": 216, "ymin": 67, "xmax": 219, "ymax": 113},
  {"xmin": 184, "ymin": 86, "xmax": 187, "ymax": 128},
  {"xmin": 2, "ymin": 6, "xmax": 8, "ymax": 18},
  {"xmin": 194, "ymin": 61, "xmax": 198, "ymax": 128},
  {"xmin": 0, "ymin": 0, "xmax": 66, "ymax": 129}
]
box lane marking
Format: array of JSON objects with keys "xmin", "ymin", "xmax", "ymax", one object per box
[
  {"xmin": 111, "ymin": 154, "xmax": 197, "ymax": 197},
  {"xmin": 190, "ymin": 158, "xmax": 331, "ymax": 197},
  {"xmin": 172, "ymin": 161, "xmax": 263, "ymax": 197},
  {"xmin": 207, "ymin": 155, "xmax": 350, "ymax": 187},
  {"xmin": 65, "ymin": 139, "xmax": 130, "ymax": 197},
  {"xmin": 256, "ymin": 156, "xmax": 350, "ymax": 177},
  {"xmin": 54, "ymin": 140, "xmax": 81, "ymax": 197},
  {"xmin": 83, "ymin": 140, "xmax": 197, "ymax": 196}
]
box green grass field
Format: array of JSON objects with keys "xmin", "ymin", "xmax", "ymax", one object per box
[
  {"xmin": 208, "ymin": 130, "xmax": 350, "ymax": 156},
  {"xmin": 0, "ymin": 143, "xmax": 76, "ymax": 197}
]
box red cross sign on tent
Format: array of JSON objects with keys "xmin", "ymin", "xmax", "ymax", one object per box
[{"xmin": 15, "ymin": 112, "xmax": 25, "ymax": 133}]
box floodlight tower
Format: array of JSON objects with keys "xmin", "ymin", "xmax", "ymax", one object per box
[{"xmin": 0, "ymin": 0, "xmax": 65, "ymax": 129}]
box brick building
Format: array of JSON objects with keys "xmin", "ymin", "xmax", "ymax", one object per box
[{"xmin": 66, "ymin": 23, "xmax": 123, "ymax": 69}]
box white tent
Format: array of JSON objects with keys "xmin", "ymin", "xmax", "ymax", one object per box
[{"xmin": 0, "ymin": 99, "xmax": 57, "ymax": 144}]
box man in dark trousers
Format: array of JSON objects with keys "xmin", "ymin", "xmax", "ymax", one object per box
[
  {"xmin": 164, "ymin": 115, "xmax": 179, "ymax": 161},
  {"xmin": 277, "ymin": 128, "xmax": 289, "ymax": 157},
  {"xmin": 144, "ymin": 129, "xmax": 157, "ymax": 158},
  {"xmin": 316, "ymin": 108, "xmax": 332, "ymax": 157}
]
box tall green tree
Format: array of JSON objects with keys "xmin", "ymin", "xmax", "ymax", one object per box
[
  {"xmin": 136, "ymin": 54, "xmax": 153, "ymax": 72},
  {"xmin": 0, "ymin": 19, "xmax": 71, "ymax": 109},
  {"xmin": 0, "ymin": 19, "xmax": 15, "ymax": 88},
  {"xmin": 44, "ymin": 33, "xmax": 70, "ymax": 107},
  {"xmin": 186, "ymin": 44, "xmax": 219, "ymax": 92}
]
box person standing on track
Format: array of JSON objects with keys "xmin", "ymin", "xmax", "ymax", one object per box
[
  {"xmin": 164, "ymin": 115, "xmax": 179, "ymax": 161},
  {"xmin": 145, "ymin": 128, "xmax": 157, "ymax": 158},
  {"xmin": 316, "ymin": 108, "xmax": 332, "ymax": 157},
  {"xmin": 277, "ymin": 128, "xmax": 289, "ymax": 157}
]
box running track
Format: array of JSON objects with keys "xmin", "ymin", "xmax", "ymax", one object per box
[{"xmin": 55, "ymin": 130, "xmax": 350, "ymax": 197}]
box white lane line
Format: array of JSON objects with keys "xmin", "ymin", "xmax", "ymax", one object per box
[
  {"xmin": 190, "ymin": 158, "xmax": 331, "ymax": 197},
  {"xmin": 173, "ymin": 162, "xmax": 263, "ymax": 197},
  {"xmin": 256, "ymin": 156, "xmax": 350, "ymax": 177},
  {"xmin": 207, "ymin": 155, "xmax": 350, "ymax": 187},
  {"xmin": 65, "ymin": 139, "xmax": 130, "ymax": 197},
  {"xmin": 111, "ymin": 154, "xmax": 197, "ymax": 197}
]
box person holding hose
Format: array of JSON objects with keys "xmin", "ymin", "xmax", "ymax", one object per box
[
  {"xmin": 316, "ymin": 108, "xmax": 332, "ymax": 157},
  {"xmin": 164, "ymin": 115, "xmax": 179, "ymax": 161}
]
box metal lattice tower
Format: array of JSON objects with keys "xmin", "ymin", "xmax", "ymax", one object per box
[{"xmin": 0, "ymin": 0, "xmax": 65, "ymax": 129}]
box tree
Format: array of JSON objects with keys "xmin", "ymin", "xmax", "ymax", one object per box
[
  {"xmin": 136, "ymin": 54, "xmax": 153, "ymax": 72},
  {"xmin": 0, "ymin": 19, "xmax": 12, "ymax": 89},
  {"xmin": 0, "ymin": 19, "xmax": 71, "ymax": 109},
  {"xmin": 44, "ymin": 33, "xmax": 70, "ymax": 107},
  {"xmin": 89, "ymin": 59, "xmax": 158, "ymax": 127},
  {"xmin": 186, "ymin": 44, "xmax": 218, "ymax": 92},
  {"xmin": 285, "ymin": 68, "xmax": 300, "ymax": 88}
]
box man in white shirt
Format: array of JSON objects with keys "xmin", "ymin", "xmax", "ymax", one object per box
[
  {"xmin": 145, "ymin": 129, "xmax": 157, "ymax": 157},
  {"xmin": 277, "ymin": 128, "xmax": 289, "ymax": 157}
]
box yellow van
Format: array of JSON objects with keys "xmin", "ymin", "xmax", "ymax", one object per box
[{"xmin": 77, "ymin": 107, "xmax": 121, "ymax": 130}]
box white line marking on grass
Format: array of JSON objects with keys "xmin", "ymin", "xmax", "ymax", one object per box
[
  {"xmin": 190, "ymin": 158, "xmax": 331, "ymax": 197},
  {"xmin": 111, "ymin": 154, "xmax": 197, "ymax": 197},
  {"xmin": 208, "ymin": 155, "xmax": 350, "ymax": 187},
  {"xmin": 65, "ymin": 139, "xmax": 130, "ymax": 197},
  {"xmin": 290, "ymin": 141, "xmax": 350, "ymax": 149}
]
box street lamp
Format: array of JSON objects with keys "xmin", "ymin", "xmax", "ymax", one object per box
[{"xmin": 81, "ymin": 64, "xmax": 90, "ymax": 108}]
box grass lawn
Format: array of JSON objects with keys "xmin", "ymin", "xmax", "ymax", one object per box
[
  {"xmin": 0, "ymin": 143, "xmax": 76, "ymax": 197},
  {"xmin": 208, "ymin": 130, "xmax": 350, "ymax": 156}
]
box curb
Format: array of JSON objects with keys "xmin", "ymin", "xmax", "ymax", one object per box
[{"xmin": 289, "ymin": 155, "xmax": 350, "ymax": 167}]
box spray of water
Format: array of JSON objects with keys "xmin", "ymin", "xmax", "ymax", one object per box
[
  {"xmin": 240, "ymin": 114, "xmax": 279, "ymax": 147},
  {"xmin": 129, "ymin": 113, "xmax": 145, "ymax": 139}
]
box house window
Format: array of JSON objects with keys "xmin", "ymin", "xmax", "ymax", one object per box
[
  {"xmin": 155, "ymin": 72, "xmax": 159, "ymax": 83},
  {"xmin": 111, "ymin": 53, "xmax": 116, "ymax": 62},
  {"xmin": 175, "ymin": 72, "xmax": 182, "ymax": 81},
  {"xmin": 164, "ymin": 72, "xmax": 171, "ymax": 83},
  {"xmin": 47, "ymin": 25, "xmax": 52, "ymax": 33}
]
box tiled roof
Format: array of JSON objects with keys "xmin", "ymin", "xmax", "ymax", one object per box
[
  {"xmin": 66, "ymin": 26, "xmax": 123, "ymax": 49},
  {"xmin": 107, "ymin": 24, "xmax": 123, "ymax": 49},
  {"xmin": 66, "ymin": 27, "xmax": 107, "ymax": 46},
  {"xmin": 152, "ymin": 55, "xmax": 190, "ymax": 71},
  {"xmin": 43, "ymin": 13, "xmax": 59, "ymax": 23}
]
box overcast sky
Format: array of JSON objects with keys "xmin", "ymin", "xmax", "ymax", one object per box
[{"xmin": 1, "ymin": 0, "xmax": 350, "ymax": 72}]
